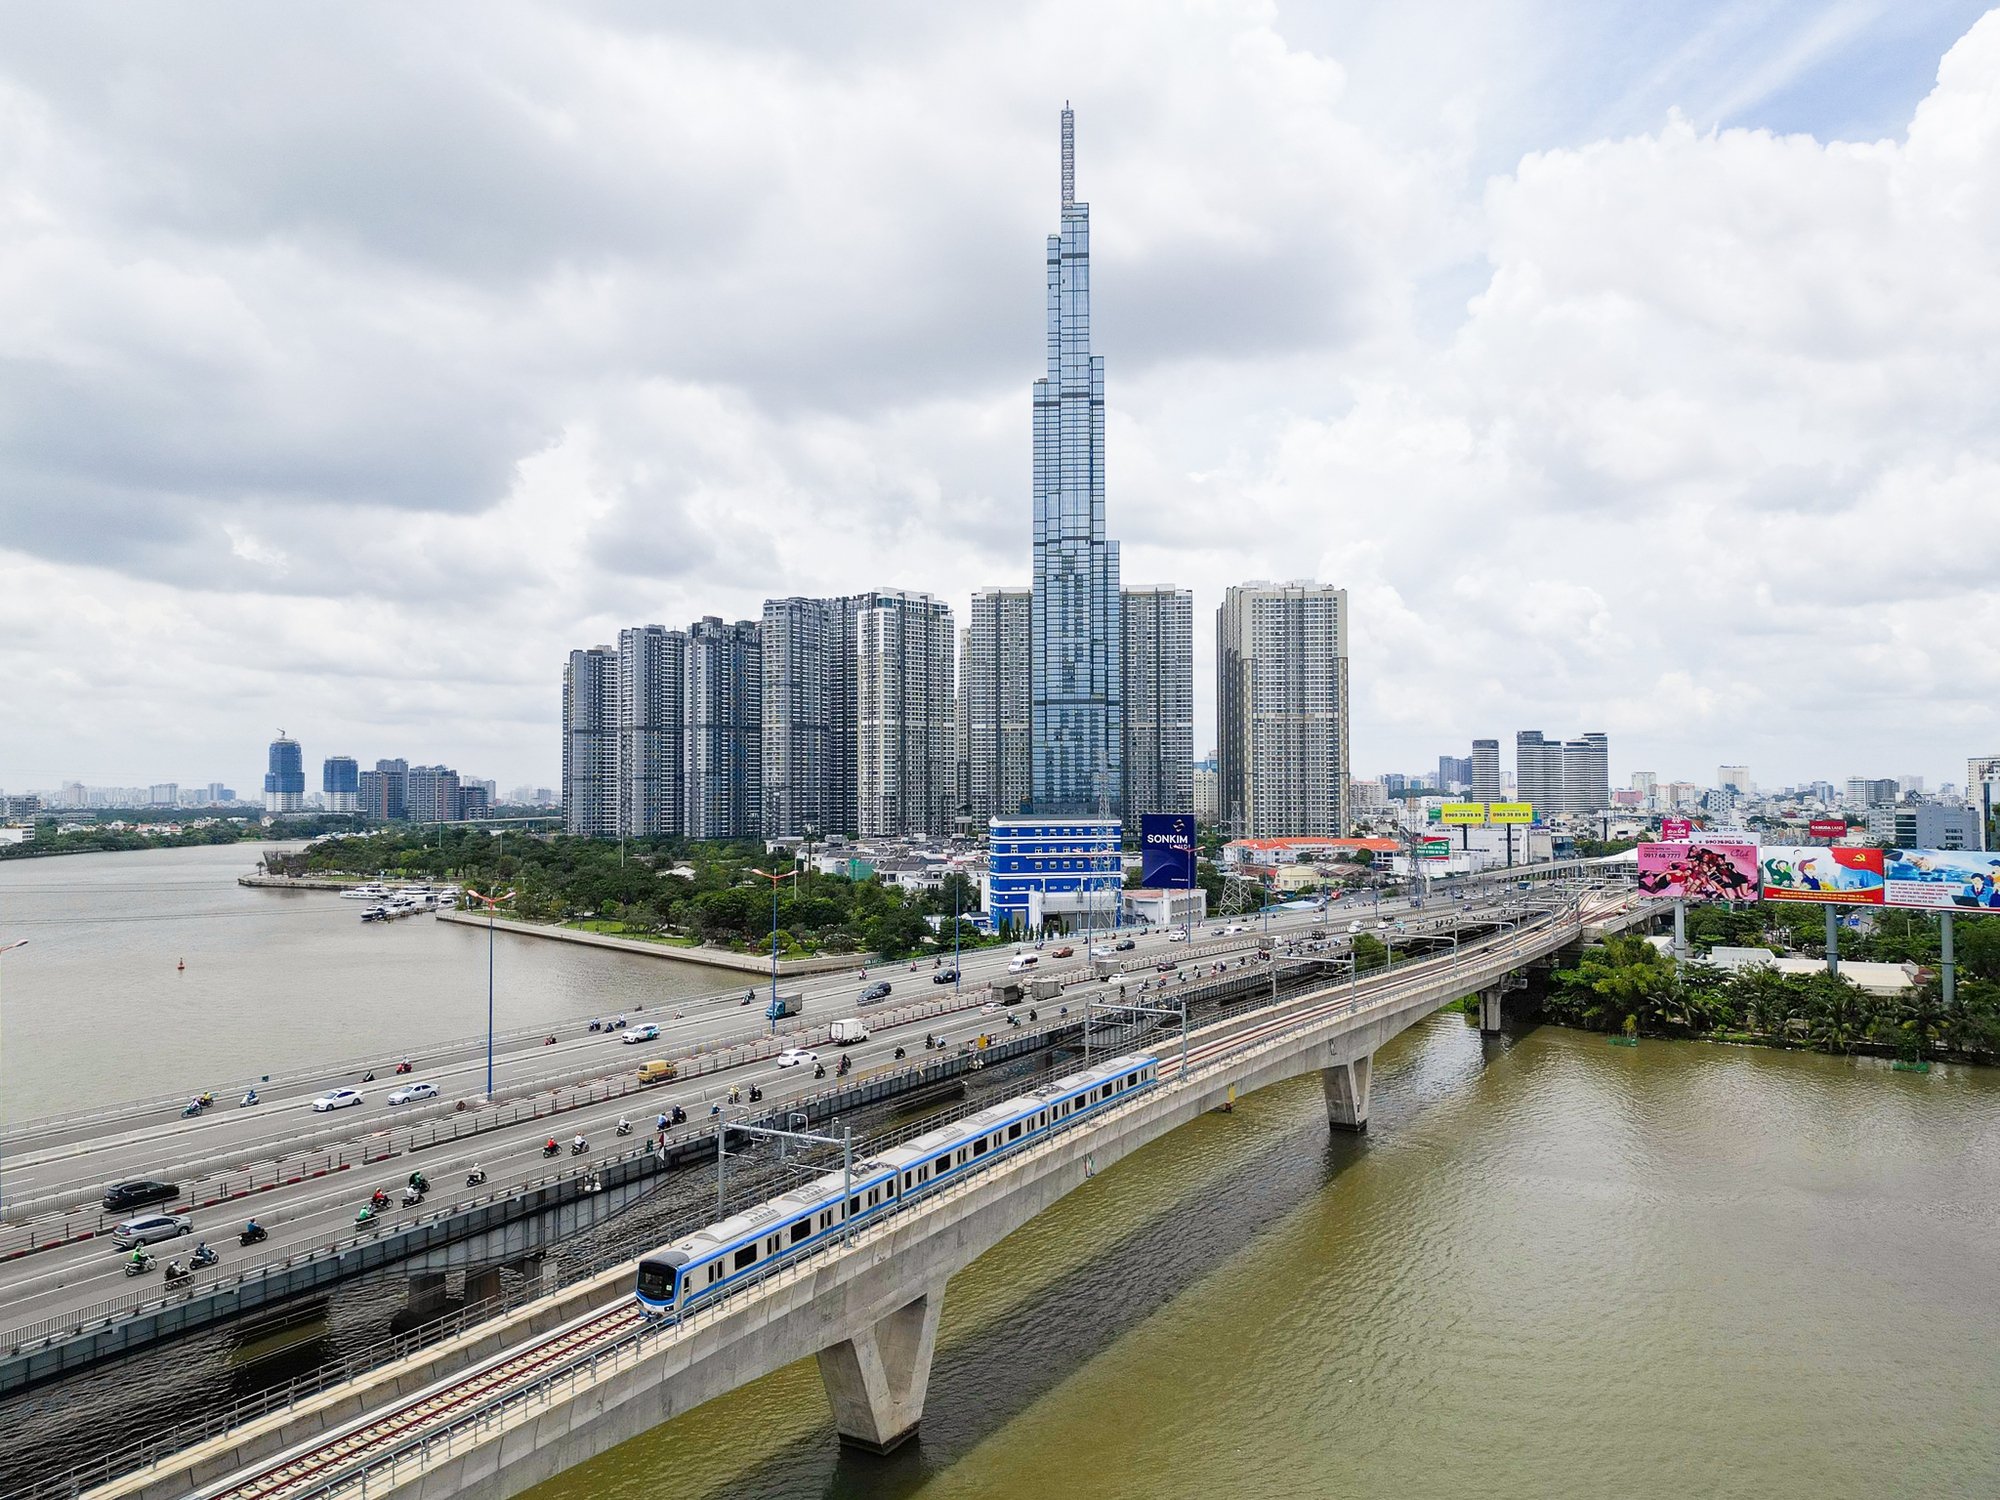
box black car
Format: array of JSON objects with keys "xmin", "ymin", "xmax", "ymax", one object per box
[
  {"xmin": 932, "ymin": 969, "xmax": 959, "ymax": 985},
  {"xmin": 103, "ymin": 1179, "xmax": 179, "ymax": 1212},
  {"xmin": 1114, "ymin": 938, "xmax": 1136, "ymax": 951},
  {"xmin": 862, "ymin": 981, "xmax": 893, "ymax": 1002}
]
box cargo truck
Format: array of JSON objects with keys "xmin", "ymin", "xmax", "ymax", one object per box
[
  {"xmin": 829, "ymin": 1018, "xmax": 870, "ymax": 1045},
  {"xmin": 764, "ymin": 990, "xmax": 803, "ymax": 1021}
]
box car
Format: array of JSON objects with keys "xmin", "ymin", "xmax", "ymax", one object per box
[
  {"xmin": 1223, "ymin": 924, "xmax": 1246, "ymax": 935},
  {"xmin": 1166, "ymin": 930, "xmax": 1189, "ymax": 942},
  {"xmin": 1090, "ymin": 944, "xmax": 1113, "ymax": 957},
  {"xmin": 775, "ymin": 1048, "xmax": 818, "ymax": 1068},
  {"xmin": 622, "ymin": 1023, "xmax": 661, "ymax": 1044},
  {"xmin": 387, "ymin": 1081, "xmax": 440, "ymax": 1106},
  {"xmin": 932, "ymin": 969, "xmax": 959, "ymax": 984},
  {"xmin": 1156, "ymin": 960, "xmax": 1178, "ymax": 972},
  {"xmin": 112, "ymin": 1212, "xmax": 192, "ymax": 1249},
  {"xmin": 102, "ymin": 1179, "xmax": 179, "ymax": 1213},
  {"xmin": 312, "ymin": 1088, "xmax": 365, "ymax": 1113},
  {"xmin": 1052, "ymin": 946, "xmax": 1074, "ymax": 958},
  {"xmin": 1115, "ymin": 938, "xmax": 1136, "ymax": 951},
  {"xmin": 981, "ymin": 1002, "xmax": 1001, "ymax": 1014},
  {"xmin": 861, "ymin": 981, "xmax": 893, "ymax": 1002}
]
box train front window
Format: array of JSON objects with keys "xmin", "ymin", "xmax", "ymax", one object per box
[{"xmin": 637, "ymin": 1263, "xmax": 675, "ymax": 1302}]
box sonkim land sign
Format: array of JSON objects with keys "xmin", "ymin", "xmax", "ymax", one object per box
[{"xmin": 1139, "ymin": 812, "xmax": 1196, "ymax": 889}]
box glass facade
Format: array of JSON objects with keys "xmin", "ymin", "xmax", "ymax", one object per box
[
  {"xmin": 1031, "ymin": 105, "xmax": 1122, "ymax": 817},
  {"xmin": 263, "ymin": 735, "xmax": 304, "ymax": 813}
]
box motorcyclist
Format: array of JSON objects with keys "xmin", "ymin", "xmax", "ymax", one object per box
[
  {"xmin": 572, "ymin": 1133, "xmax": 587, "ymax": 1152},
  {"xmin": 616, "ymin": 1116, "xmax": 631, "ymax": 1134},
  {"xmin": 244, "ymin": 1219, "xmax": 260, "ymax": 1237},
  {"xmin": 242, "ymin": 1088, "xmax": 258, "ymax": 1105},
  {"xmin": 129, "ymin": 1246, "xmax": 149, "ymax": 1270},
  {"xmin": 656, "ymin": 1113, "xmax": 669, "ymax": 1132},
  {"xmin": 545, "ymin": 1137, "xmax": 559, "ymax": 1154}
]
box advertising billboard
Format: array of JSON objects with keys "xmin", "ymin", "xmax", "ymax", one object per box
[
  {"xmin": 1637, "ymin": 842, "xmax": 1760, "ymax": 900},
  {"xmin": 1758, "ymin": 846, "xmax": 1885, "ymax": 905},
  {"xmin": 1487, "ymin": 802, "xmax": 1533, "ymax": 825},
  {"xmin": 1139, "ymin": 813, "xmax": 1196, "ymax": 889},
  {"xmin": 1882, "ymin": 848, "xmax": 2000, "ymax": 910},
  {"xmin": 1440, "ymin": 803, "xmax": 1487, "ymax": 825},
  {"xmin": 1807, "ymin": 819, "xmax": 1849, "ymax": 841},
  {"xmin": 1418, "ymin": 838, "xmax": 1451, "ymax": 858},
  {"xmin": 1660, "ymin": 817, "xmax": 1693, "ymax": 841}
]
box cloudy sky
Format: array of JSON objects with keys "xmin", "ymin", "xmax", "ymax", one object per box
[{"xmin": 2, "ymin": 0, "xmax": 1996, "ymax": 798}]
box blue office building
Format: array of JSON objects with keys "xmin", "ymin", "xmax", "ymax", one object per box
[
  {"xmin": 264, "ymin": 733, "xmax": 305, "ymax": 814},
  {"xmin": 322, "ymin": 755, "xmax": 359, "ymax": 813},
  {"xmin": 1031, "ymin": 105, "xmax": 1122, "ymax": 816},
  {"xmin": 982, "ymin": 815, "xmax": 1123, "ymax": 934}
]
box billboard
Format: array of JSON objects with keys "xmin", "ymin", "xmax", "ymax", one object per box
[
  {"xmin": 1418, "ymin": 838, "xmax": 1451, "ymax": 858},
  {"xmin": 1807, "ymin": 818, "xmax": 1849, "ymax": 841},
  {"xmin": 1488, "ymin": 802, "xmax": 1533, "ymax": 824},
  {"xmin": 1660, "ymin": 817, "xmax": 1693, "ymax": 840},
  {"xmin": 1882, "ymin": 848, "xmax": 2000, "ymax": 910},
  {"xmin": 1139, "ymin": 813, "xmax": 1196, "ymax": 889},
  {"xmin": 1440, "ymin": 802, "xmax": 1487, "ymax": 825},
  {"xmin": 1637, "ymin": 842, "xmax": 1760, "ymax": 900},
  {"xmin": 1759, "ymin": 846, "xmax": 1885, "ymax": 905}
]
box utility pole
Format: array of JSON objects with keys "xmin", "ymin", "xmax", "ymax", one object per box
[
  {"xmin": 466, "ymin": 890, "xmax": 514, "ymax": 1099},
  {"xmin": 0, "ymin": 939, "xmax": 26, "ymax": 1212},
  {"xmin": 751, "ymin": 867, "xmax": 799, "ymax": 1033}
]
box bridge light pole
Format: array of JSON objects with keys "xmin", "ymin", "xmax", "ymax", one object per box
[
  {"xmin": 751, "ymin": 868, "xmax": 799, "ymax": 1034},
  {"xmin": 0, "ymin": 939, "xmax": 25, "ymax": 1212},
  {"xmin": 466, "ymin": 890, "xmax": 514, "ymax": 1101}
]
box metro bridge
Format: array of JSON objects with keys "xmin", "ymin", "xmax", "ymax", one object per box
[{"xmin": 78, "ymin": 885, "xmax": 1654, "ymax": 1500}]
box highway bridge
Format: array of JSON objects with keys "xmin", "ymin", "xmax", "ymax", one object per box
[{"xmin": 67, "ymin": 882, "xmax": 1656, "ymax": 1500}]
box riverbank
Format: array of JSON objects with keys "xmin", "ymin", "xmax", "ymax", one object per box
[{"xmin": 434, "ymin": 910, "xmax": 867, "ymax": 976}]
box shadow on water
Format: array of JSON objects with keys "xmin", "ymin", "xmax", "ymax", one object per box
[{"xmin": 680, "ymin": 1013, "xmax": 1494, "ymax": 1500}]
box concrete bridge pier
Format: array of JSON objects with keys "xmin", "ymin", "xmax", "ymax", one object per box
[
  {"xmin": 815, "ymin": 1279, "xmax": 947, "ymax": 1453},
  {"xmin": 1478, "ymin": 986, "xmax": 1505, "ymax": 1034},
  {"xmin": 1321, "ymin": 1054, "xmax": 1373, "ymax": 1133},
  {"xmin": 407, "ymin": 1271, "xmax": 450, "ymax": 1319}
]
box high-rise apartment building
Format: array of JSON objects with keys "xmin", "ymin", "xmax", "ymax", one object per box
[
  {"xmin": 562, "ymin": 647, "xmax": 619, "ymax": 837},
  {"xmin": 760, "ymin": 595, "xmax": 883, "ymax": 837},
  {"xmin": 855, "ymin": 591, "xmax": 956, "ymax": 837},
  {"xmin": 322, "ymin": 756, "xmax": 359, "ymax": 813},
  {"xmin": 1121, "ymin": 585, "xmax": 1194, "ymax": 821},
  {"xmin": 1514, "ymin": 732, "xmax": 1563, "ymax": 818},
  {"xmin": 1437, "ymin": 755, "xmax": 1472, "ymax": 791},
  {"xmin": 1718, "ymin": 765, "xmax": 1750, "ymax": 793},
  {"xmin": 618, "ymin": 625, "xmax": 685, "ymax": 837},
  {"xmin": 685, "ymin": 618, "xmax": 762, "ymax": 839},
  {"xmin": 1193, "ymin": 763, "xmax": 1220, "ymax": 824},
  {"xmin": 1846, "ymin": 777, "xmax": 1898, "ymax": 809},
  {"xmin": 1565, "ymin": 734, "xmax": 1611, "ymax": 812},
  {"xmin": 1217, "ymin": 581, "xmax": 1351, "ymax": 838},
  {"xmin": 962, "ymin": 586, "xmax": 1034, "ymax": 822},
  {"xmin": 1471, "ymin": 740, "xmax": 1502, "ymax": 802},
  {"xmin": 1031, "ymin": 106, "xmax": 1122, "ymax": 817},
  {"xmin": 406, "ymin": 765, "xmax": 462, "ymax": 824},
  {"xmin": 359, "ymin": 758, "xmax": 408, "ymax": 821},
  {"xmin": 263, "ymin": 734, "xmax": 304, "ymax": 814}
]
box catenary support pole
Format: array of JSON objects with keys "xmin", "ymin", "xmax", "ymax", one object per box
[
  {"xmin": 1941, "ymin": 910, "xmax": 1955, "ymax": 1008},
  {"xmin": 1826, "ymin": 904, "xmax": 1840, "ymax": 978},
  {"xmin": 1673, "ymin": 899, "xmax": 1687, "ymax": 962}
]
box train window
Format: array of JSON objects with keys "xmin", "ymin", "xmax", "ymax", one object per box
[
  {"xmin": 973, "ymin": 1137, "xmax": 989, "ymax": 1156},
  {"xmin": 868, "ymin": 1189, "xmax": 879, "ymax": 1206},
  {"xmin": 791, "ymin": 1220, "xmax": 811, "ymax": 1244},
  {"xmin": 1009, "ymin": 1122, "xmax": 1022, "ymax": 1140},
  {"xmin": 709, "ymin": 1262, "xmax": 723, "ymax": 1284},
  {"xmin": 735, "ymin": 1245, "xmax": 757, "ymax": 1271},
  {"xmin": 766, "ymin": 1236, "xmax": 780, "ymax": 1255},
  {"xmin": 637, "ymin": 1262, "xmax": 674, "ymax": 1301},
  {"xmin": 1127, "ymin": 1073, "xmax": 1138, "ymax": 1088},
  {"xmin": 903, "ymin": 1172, "xmax": 912, "ymax": 1190}
]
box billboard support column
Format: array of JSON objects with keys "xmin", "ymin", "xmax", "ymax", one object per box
[
  {"xmin": 1673, "ymin": 899, "xmax": 1686, "ymax": 962},
  {"xmin": 1941, "ymin": 911, "xmax": 1955, "ymax": 1008},
  {"xmin": 1825, "ymin": 906, "xmax": 1839, "ymax": 979}
]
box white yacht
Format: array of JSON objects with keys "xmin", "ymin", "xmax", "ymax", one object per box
[{"xmin": 341, "ymin": 882, "xmax": 392, "ymax": 901}]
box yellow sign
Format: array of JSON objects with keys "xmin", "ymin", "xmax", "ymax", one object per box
[
  {"xmin": 1441, "ymin": 802, "xmax": 1487, "ymax": 825},
  {"xmin": 1488, "ymin": 802, "xmax": 1533, "ymax": 824}
]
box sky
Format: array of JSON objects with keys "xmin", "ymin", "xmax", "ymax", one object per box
[{"xmin": 2, "ymin": 0, "xmax": 1997, "ymax": 798}]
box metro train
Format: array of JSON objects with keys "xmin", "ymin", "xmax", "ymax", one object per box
[{"xmin": 634, "ymin": 1051, "xmax": 1160, "ymax": 1316}]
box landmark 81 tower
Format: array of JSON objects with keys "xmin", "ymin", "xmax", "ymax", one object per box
[{"xmin": 1031, "ymin": 104, "xmax": 1123, "ymax": 817}]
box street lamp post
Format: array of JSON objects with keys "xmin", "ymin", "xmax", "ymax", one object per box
[
  {"xmin": 466, "ymin": 890, "xmax": 514, "ymax": 1100},
  {"xmin": 0, "ymin": 939, "xmax": 25, "ymax": 1213},
  {"xmin": 751, "ymin": 868, "xmax": 799, "ymax": 1034}
]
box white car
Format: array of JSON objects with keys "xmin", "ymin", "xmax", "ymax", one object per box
[
  {"xmin": 112, "ymin": 1212, "xmax": 192, "ymax": 1248},
  {"xmin": 312, "ymin": 1088, "xmax": 365, "ymax": 1112},
  {"xmin": 775, "ymin": 1048, "xmax": 818, "ymax": 1068},
  {"xmin": 1090, "ymin": 944, "xmax": 1114, "ymax": 957},
  {"xmin": 622, "ymin": 1024, "xmax": 661, "ymax": 1044},
  {"xmin": 1167, "ymin": 930, "xmax": 1189, "ymax": 942},
  {"xmin": 387, "ymin": 1081, "xmax": 439, "ymax": 1106}
]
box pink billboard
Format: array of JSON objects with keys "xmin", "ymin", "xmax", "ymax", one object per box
[
  {"xmin": 1637, "ymin": 842, "xmax": 1760, "ymax": 901},
  {"xmin": 1660, "ymin": 817, "xmax": 1693, "ymax": 840}
]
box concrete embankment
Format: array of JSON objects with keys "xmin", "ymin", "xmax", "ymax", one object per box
[{"xmin": 434, "ymin": 911, "xmax": 866, "ymax": 976}]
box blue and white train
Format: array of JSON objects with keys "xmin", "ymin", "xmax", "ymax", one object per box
[{"xmin": 634, "ymin": 1051, "xmax": 1159, "ymax": 1316}]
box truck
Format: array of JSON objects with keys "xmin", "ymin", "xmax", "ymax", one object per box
[
  {"xmin": 764, "ymin": 990, "xmax": 803, "ymax": 1021},
  {"xmin": 830, "ymin": 1018, "xmax": 870, "ymax": 1045},
  {"xmin": 637, "ymin": 1059, "xmax": 678, "ymax": 1085}
]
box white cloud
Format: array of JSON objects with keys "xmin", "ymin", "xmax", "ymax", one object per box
[{"xmin": 0, "ymin": 1, "xmax": 1996, "ymax": 794}]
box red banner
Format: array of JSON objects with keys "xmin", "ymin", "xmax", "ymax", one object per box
[
  {"xmin": 1759, "ymin": 846, "xmax": 1884, "ymax": 904},
  {"xmin": 1660, "ymin": 817, "xmax": 1693, "ymax": 840},
  {"xmin": 1807, "ymin": 819, "xmax": 1848, "ymax": 841}
]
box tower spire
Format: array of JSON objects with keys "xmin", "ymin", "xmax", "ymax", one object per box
[{"xmin": 1061, "ymin": 102, "xmax": 1074, "ymax": 207}]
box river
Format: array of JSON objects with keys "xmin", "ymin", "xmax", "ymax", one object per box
[
  {"xmin": 0, "ymin": 844, "xmax": 727, "ymax": 1122},
  {"xmin": 524, "ymin": 1013, "xmax": 2000, "ymax": 1500}
]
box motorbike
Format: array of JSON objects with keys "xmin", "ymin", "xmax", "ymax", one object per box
[
  {"xmin": 190, "ymin": 1244, "xmax": 219, "ymax": 1268},
  {"xmin": 124, "ymin": 1253, "xmax": 156, "ymax": 1277},
  {"xmin": 182, "ymin": 1101, "xmax": 203, "ymax": 1118},
  {"xmin": 400, "ymin": 1185, "xmax": 424, "ymax": 1207},
  {"xmin": 355, "ymin": 1205, "xmax": 376, "ymax": 1226},
  {"xmin": 394, "ymin": 1060, "xmax": 413, "ymax": 1075},
  {"xmin": 164, "ymin": 1261, "xmax": 192, "ymax": 1285},
  {"xmin": 544, "ymin": 1035, "xmax": 557, "ymax": 1046},
  {"xmin": 836, "ymin": 1056, "xmax": 851, "ymax": 1077},
  {"xmin": 615, "ymin": 1119, "xmax": 633, "ymax": 1137},
  {"xmin": 239, "ymin": 1224, "xmax": 268, "ymax": 1247},
  {"xmin": 1027, "ymin": 1010, "xmax": 1038, "ymax": 1023},
  {"xmin": 893, "ymin": 1047, "xmax": 906, "ymax": 1060},
  {"xmin": 466, "ymin": 1168, "xmax": 488, "ymax": 1187},
  {"xmin": 543, "ymin": 1141, "xmax": 561, "ymax": 1158},
  {"xmin": 747, "ymin": 1085, "xmax": 763, "ymax": 1103},
  {"xmin": 570, "ymin": 1138, "xmax": 590, "ymax": 1156},
  {"xmin": 407, "ymin": 1171, "xmax": 429, "ymax": 1193},
  {"xmin": 813, "ymin": 1063, "xmax": 826, "ymax": 1080},
  {"xmin": 588, "ymin": 1019, "xmax": 603, "ymax": 1032},
  {"xmin": 671, "ymin": 1106, "xmax": 687, "ymax": 1126},
  {"xmin": 369, "ymin": 1189, "xmax": 390, "ymax": 1211},
  {"xmin": 240, "ymin": 1090, "xmax": 260, "ymax": 1107},
  {"xmin": 197, "ymin": 1092, "xmax": 214, "ymax": 1107}
]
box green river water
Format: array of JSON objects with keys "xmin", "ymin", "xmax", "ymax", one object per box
[{"xmin": 528, "ymin": 1013, "xmax": 2000, "ymax": 1500}]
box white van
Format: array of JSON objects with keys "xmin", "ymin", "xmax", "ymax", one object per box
[
  {"xmin": 830, "ymin": 1018, "xmax": 870, "ymax": 1045},
  {"xmin": 1007, "ymin": 953, "xmax": 1041, "ymax": 974}
]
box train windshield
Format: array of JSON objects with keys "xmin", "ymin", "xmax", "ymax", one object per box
[{"xmin": 636, "ymin": 1260, "xmax": 676, "ymax": 1302}]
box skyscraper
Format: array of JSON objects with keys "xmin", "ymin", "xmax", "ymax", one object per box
[
  {"xmin": 263, "ymin": 733, "xmax": 304, "ymax": 814},
  {"xmin": 563, "ymin": 647, "xmax": 619, "ymax": 837},
  {"xmin": 1514, "ymin": 732, "xmax": 1563, "ymax": 818},
  {"xmin": 1216, "ymin": 581, "xmax": 1350, "ymax": 837},
  {"xmin": 359, "ymin": 757, "xmax": 408, "ymax": 822},
  {"xmin": 684, "ymin": 618, "xmax": 762, "ymax": 839},
  {"xmin": 760, "ymin": 594, "xmax": 876, "ymax": 837},
  {"xmin": 1031, "ymin": 105, "xmax": 1122, "ymax": 817},
  {"xmin": 1471, "ymin": 740, "xmax": 1502, "ymax": 801},
  {"xmin": 963, "ymin": 586, "xmax": 1033, "ymax": 821},
  {"xmin": 619, "ymin": 625, "xmax": 685, "ymax": 837},
  {"xmin": 855, "ymin": 591, "xmax": 956, "ymax": 836},
  {"xmin": 1563, "ymin": 734, "xmax": 1611, "ymax": 813},
  {"xmin": 406, "ymin": 765, "xmax": 462, "ymax": 823},
  {"xmin": 322, "ymin": 756, "xmax": 359, "ymax": 813},
  {"xmin": 1437, "ymin": 755, "xmax": 1473, "ymax": 791},
  {"xmin": 1121, "ymin": 585, "xmax": 1194, "ymax": 820}
]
